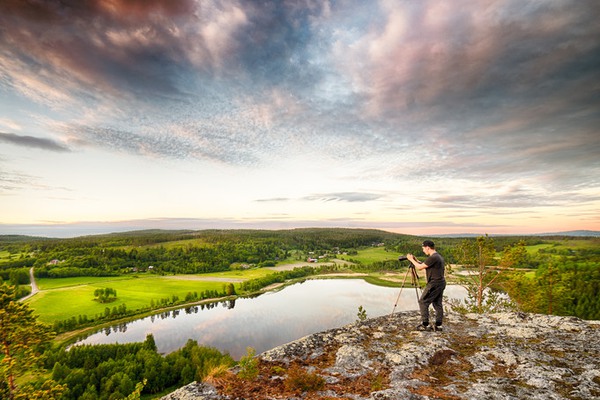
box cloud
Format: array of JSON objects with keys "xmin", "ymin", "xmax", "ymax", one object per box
[
  {"xmin": 0, "ymin": 161, "xmax": 70, "ymax": 194},
  {"xmin": 255, "ymin": 192, "xmax": 384, "ymax": 204},
  {"xmin": 254, "ymin": 197, "xmax": 291, "ymax": 203},
  {"xmin": 0, "ymin": 0, "xmax": 250, "ymax": 105},
  {"xmin": 62, "ymin": 118, "xmax": 268, "ymax": 165},
  {"xmin": 0, "ymin": 170, "xmax": 31, "ymax": 193},
  {"xmin": 304, "ymin": 192, "xmax": 384, "ymax": 203},
  {"xmin": 339, "ymin": 0, "xmax": 600, "ymax": 119},
  {"xmin": 0, "ymin": 132, "xmax": 70, "ymax": 152},
  {"xmin": 430, "ymin": 189, "xmax": 600, "ymax": 211}
]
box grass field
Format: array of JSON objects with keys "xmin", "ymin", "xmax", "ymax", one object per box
[
  {"xmin": 0, "ymin": 250, "xmax": 12, "ymax": 261},
  {"xmin": 36, "ymin": 276, "xmax": 135, "ymax": 290},
  {"xmin": 28, "ymin": 275, "xmax": 240, "ymax": 324},
  {"xmin": 201, "ymin": 268, "xmax": 279, "ymax": 280},
  {"xmin": 524, "ymin": 244, "xmax": 555, "ymax": 254},
  {"xmin": 338, "ymin": 247, "xmax": 399, "ymax": 264},
  {"xmin": 118, "ymin": 238, "xmax": 212, "ymax": 251}
]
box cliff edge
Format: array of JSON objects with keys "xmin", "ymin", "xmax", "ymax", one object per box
[{"xmin": 162, "ymin": 310, "xmax": 600, "ymax": 399}]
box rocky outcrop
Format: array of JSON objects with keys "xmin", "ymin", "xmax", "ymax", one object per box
[{"xmin": 162, "ymin": 311, "xmax": 600, "ymax": 399}]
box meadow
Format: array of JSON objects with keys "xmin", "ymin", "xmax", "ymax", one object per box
[
  {"xmin": 29, "ymin": 275, "xmax": 233, "ymax": 323},
  {"xmin": 338, "ymin": 246, "xmax": 399, "ymax": 264},
  {"xmin": 0, "ymin": 249, "xmax": 10, "ymax": 260}
]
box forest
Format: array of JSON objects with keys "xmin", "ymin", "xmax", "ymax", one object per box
[{"xmin": 1, "ymin": 228, "xmax": 599, "ymax": 399}]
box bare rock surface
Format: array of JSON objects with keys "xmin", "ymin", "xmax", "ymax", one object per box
[{"xmin": 162, "ymin": 310, "xmax": 600, "ymax": 399}]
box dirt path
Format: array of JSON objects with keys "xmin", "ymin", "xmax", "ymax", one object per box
[{"xmin": 19, "ymin": 267, "xmax": 39, "ymax": 302}]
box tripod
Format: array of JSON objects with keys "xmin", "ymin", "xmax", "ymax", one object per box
[{"xmin": 389, "ymin": 261, "xmax": 422, "ymax": 319}]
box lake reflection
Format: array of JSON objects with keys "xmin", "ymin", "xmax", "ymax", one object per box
[{"xmin": 76, "ymin": 279, "xmax": 466, "ymax": 359}]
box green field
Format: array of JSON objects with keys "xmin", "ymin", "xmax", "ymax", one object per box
[
  {"xmin": 0, "ymin": 249, "xmax": 11, "ymax": 261},
  {"xmin": 338, "ymin": 247, "xmax": 399, "ymax": 264},
  {"xmin": 524, "ymin": 244, "xmax": 555, "ymax": 254},
  {"xmin": 27, "ymin": 275, "xmax": 237, "ymax": 324},
  {"xmin": 202, "ymin": 268, "xmax": 279, "ymax": 280},
  {"xmin": 36, "ymin": 276, "xmax": 135, "ymax": 290},
  {"xmin": 118, "ymin": 238, "xmax": 212, "ymax": 251}
]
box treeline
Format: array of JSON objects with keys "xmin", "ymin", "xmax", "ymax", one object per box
[
  {"xmin": 238, "ymin": 265, "xmax": 337, "ymax": 292},
  {"xmin": 32, "ymin": 240, "xmax": 286, "ymax": 278},
  {"xmin": 0, "ymin": 267, "xmax": 30, "ymax": 285},
  {"xmin": 502, "ymin": 259, "xmax": 600, "ymax": 320},
  {"xmin": 42, "ymin": 334, "xmax": 234, "ymax": 399},
  {"xmin": 3, "ymin": 228, "xmax": 551, "ymax": 278}
]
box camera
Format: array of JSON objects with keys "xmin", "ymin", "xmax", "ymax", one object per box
[{"xmin": 398, "ymin": 255, "xmax": 408, "ymax": 261}]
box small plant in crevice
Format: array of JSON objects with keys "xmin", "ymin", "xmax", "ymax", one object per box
[
  {"xmin": 237, "ymin": 347, "xmax": 259, "ymax": 381},
  {"xmin": 357, "ymin": 305, "xmax": 368, "ymax": 322}
]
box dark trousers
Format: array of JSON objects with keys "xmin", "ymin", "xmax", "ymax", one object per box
[{"xmin": 419, "ymin": 280, "xmax": 446, "ymax": 326}]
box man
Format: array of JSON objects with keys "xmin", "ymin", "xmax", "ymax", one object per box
[{"xmin": 407, "ymin": 240, "xmax": 446, "ymax": 332}]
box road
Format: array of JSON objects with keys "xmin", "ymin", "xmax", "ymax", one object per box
[{"xmin": 19, "ymin": 267, "xmax": 39, "ymax": 302}]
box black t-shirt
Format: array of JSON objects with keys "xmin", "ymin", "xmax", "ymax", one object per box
[{"xmin": 424, "ymin": 252, "xmax": 445, "ymax": 282}]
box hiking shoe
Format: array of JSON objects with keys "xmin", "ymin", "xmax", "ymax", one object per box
[
  {"xmin": 433, "ymin": 325, "xmax": 443, "ymax": 332},
  {"xmin": 415, "ymin": 324, "xmax": 432, "ymax": 332}
]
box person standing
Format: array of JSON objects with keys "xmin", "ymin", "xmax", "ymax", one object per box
[{"xmin": 407, "ymin": 240, "xmax": 446, "ymax": 332}]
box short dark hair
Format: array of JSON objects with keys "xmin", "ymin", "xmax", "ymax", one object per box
[{"xmin": 422, "ymin": 240, "xmax": 435, "ymax": 249}]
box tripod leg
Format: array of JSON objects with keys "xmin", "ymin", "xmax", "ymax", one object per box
[
  {"xmin": 389, "ymin": 266, "xmax": 412, "ymax": 319},
  {"xmin": 411, "ymin": 267, "xmax": 422, "ymax": 302}
]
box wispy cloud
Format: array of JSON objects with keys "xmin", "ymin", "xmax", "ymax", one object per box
[
  {"xmin": 0, "ymin": 132, "xmax": 70, "ymax": 152},
  {"xmin": 304, "ymin": 192, "xmax": 384, "ymax": 203}
]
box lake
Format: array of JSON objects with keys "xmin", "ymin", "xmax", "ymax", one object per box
[{"xmin": 75, "ymin": 279, "xmax": 467, "ymax": 359}]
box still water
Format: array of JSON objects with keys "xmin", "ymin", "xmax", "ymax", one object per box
[{"xmin": 76, "ymin": 279, "xmax": 466, "ymax": 359}]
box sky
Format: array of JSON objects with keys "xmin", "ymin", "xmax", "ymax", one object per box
[{"xmin": 1, "ymin": 0, "xmax": 599, "ymax": 238}]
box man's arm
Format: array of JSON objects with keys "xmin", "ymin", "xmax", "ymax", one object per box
[{"xmin": 407, "ymin": 254, "xmax": 428, "ymax": 270}]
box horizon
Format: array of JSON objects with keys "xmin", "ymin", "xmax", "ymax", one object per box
[
  {"xmin": 1, "ymin": 1, "xmax": 599, "ymax": 235},
  {"xmin": 1, "ymin": 219, "xmax": 597, "ymax": 239}
]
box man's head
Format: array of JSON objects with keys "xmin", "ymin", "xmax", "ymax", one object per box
[
  {"xmin": 422, "ymin": 240, "xmax": 435, "ymax": 249},
  {"xmin": 421, "ymin": 240, "xmax": 435, "ymax": 255}
]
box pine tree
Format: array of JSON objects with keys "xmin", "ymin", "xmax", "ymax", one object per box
[
  {"xmin": 453, "ymin": 235, "xmax": 503, "ymax": 313},
  {"xmin": 0, "ymin": 283, "xmax": 61, "ymax": 399}
]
